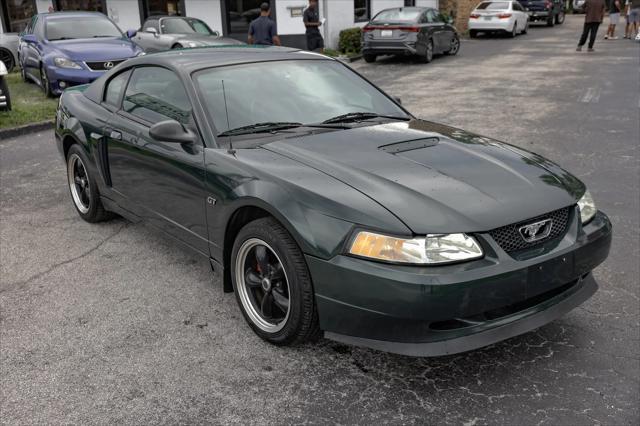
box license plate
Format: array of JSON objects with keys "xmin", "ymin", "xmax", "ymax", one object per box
[
  {"xmin": 380, "ymin": 30, "xmax": 393, "ymax": 37},
  {"xmin": 484, "ymin": 16, "xmax": 493, "ymax": 20}
]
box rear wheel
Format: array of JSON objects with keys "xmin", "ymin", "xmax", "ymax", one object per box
[
  {"xmin": 469, "ymin": 30, "xmax": 478, "ymax": 38},
  {"xmin": 66, "ymin": 145, "xmax": 113, "ymax": 223},
  {"xmin": 363, "ymin": 53, "xmax": 377, "ymax": 63},
  {"xmin": 231, "ymin": 217, "xmax": 320, "ymax": 345},
  {"xmin": 445, "ymin": 35, "xmax": 460, "ymax": 55},
  {"xmin": 21, "ymin": 63, "xmax": 31, "ymax": 83},
  {"xmin": 420, "ymin": 39, "xmax": 434, "ymax": 63},
  {"xmin": 522, "ymin": 20, "xmax": 529, "ymax": 34},
  {"xmin": 0, "ymin": 48, "xmax": 14, "ymax": 73},
  {"xmin": 509, "ymin": 24, "xmax": 517, "ymax": 38}
]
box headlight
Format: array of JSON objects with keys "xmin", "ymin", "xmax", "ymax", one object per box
[
  {"xmin": 577, "ymin": 189, "xmax": 597, "ymax": 224},
  {"xmin": 54, "ymin": 57, "xmax": 82, "ymax": 69},
  {"xmin": 348, "ymin": 231, "xmax": 483, "ymax": 265}
]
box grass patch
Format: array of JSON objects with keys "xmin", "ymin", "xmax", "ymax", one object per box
[{"xmin": 0, "ymin": 72, "xmax": 58, "ymax": 130}]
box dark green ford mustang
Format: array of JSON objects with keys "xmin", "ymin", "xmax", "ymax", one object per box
[{"xmin": 55, "ymin": 47, "xmax": 612, "ymax": 356}]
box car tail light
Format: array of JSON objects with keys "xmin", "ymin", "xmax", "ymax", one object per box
[
  {"xmin": 470, "ymin": 14, "xmax": 480, "ymax": 19},
  {"xmin": 362, "ymin": 25, "xmax": 419, "ymax": 32},
  {"xmin": 497, "ymin": 13, "xmax": 512, "ymax": 18},
  {"xmin": 399, "ymin": 27, "xmax": 420, "ymax": 32},
  {"xmin": 362, "ymin": 27, "xmax": 374, "ymax": 32}
]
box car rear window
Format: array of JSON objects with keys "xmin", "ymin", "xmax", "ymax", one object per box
[
  {"xmin": 477, "ymin": 2, "xmax": 510, "ymax": 9},
  {"xmin": 371, "ymin": 8, "xmax": 422, "ymax": 22}
]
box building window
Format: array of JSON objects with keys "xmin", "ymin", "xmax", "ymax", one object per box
[
  {"xmin": 1, "ymin": 0, "xmax": 37, "ymax": 33},
  {"xmin": 405, "ymin": 0, "xmax": 416, "ymax": 6},
  {"xmin": 354, "ymin": 0, "xmax": 370, "ymax": 22},
  {"xmin": 224, "ymin": 0, "xmax": 266, "ymax": 37},
  {"xmin": 54, "ymin": 0, "xmax": 106, "ymax": 12},
  {"xmin": 143, "ymin": 0, "xmax": 184, "ymax": 17}
]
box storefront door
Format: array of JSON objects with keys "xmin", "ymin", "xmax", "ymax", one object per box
[
  {"xmin": 1, "ymin": 0, "xmax": 37, "ymax": 33},
  {"xmin": 223, "ymin": 0, "xmax": 275, "ymax": 42}
]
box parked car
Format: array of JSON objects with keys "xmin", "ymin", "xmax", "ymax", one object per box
[
  {"xmin": 131, "ymin": 15, "xmax": 242, "ymax": 53},
  {"xmin": 517, "ymin": 0, "xmax": 565, "ymax": 26},
  {"xmin": 0, "ymin": 33, "xmax": 20, "ymax": 73},
  {"xmin": 362, "ymin": 7, "xmax": 460, "ymax": 63},
  {"xmin": 572, "ymin": 0, "xmax": 586, "ymax": 13},
  {"xmin": 18, "ymin": 12, "xmax": 143, "ymax": 97},
  {"xmin": 469, "ymin": 1, "xmax": 530, "ymax": 38},
  {"xmin": 0, "ymin": 60, "xmax": 11, "ymax": 111},
  {"xmin": 54, "ymin": 47, "xmax": 611, "ymax": 356}
]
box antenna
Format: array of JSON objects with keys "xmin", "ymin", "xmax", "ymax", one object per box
[{"xmin": 221, "ymin": 80, "xmax": 235, "ymax": 154}]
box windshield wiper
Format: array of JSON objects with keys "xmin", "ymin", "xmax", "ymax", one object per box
[
  {"xmin": 322, "ymin": 112, "xmax": 410, "ymax": 124},
  {"xmin": 218, "ymin": 122, "xmax": 303, "ymax": 137},
  {"xmin": 93, "ymin": 35, "xmax": 117, "ymax": 38},
  {"xmin": 49, "ymin": 37, "xmax": 75, "ymax": 41}
]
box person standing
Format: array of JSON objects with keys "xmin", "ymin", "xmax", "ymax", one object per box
[
  {"xmin": 628, "ymin": 0, "xmax": 640, "ymax": 38},
  {"xmin": 303, "ymin": 0, "xmax": 324, "ymax": 52},
  {"xmin": 577, "ymin": 0, "xmax": 606, "ymax": 51},
  {"xmin": 248, "ymin": 3, "xmax": 281, "ymax": 46},
  {"xmin": 604, "ymin": 0, "xmax": 622, "ymax": 39}
]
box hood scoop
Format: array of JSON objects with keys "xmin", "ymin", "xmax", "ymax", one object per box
[{"xmin": 379, "ymin": 137, "xmax": 439, "ymax": 154}]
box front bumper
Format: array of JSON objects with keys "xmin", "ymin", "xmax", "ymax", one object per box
[
  {"xmin": 45, "ymin": 65, "xmax": 103, "ymax": 95},
  {"xmin": 308, "ymin": 210, "xmax": 611, "ymax": 356}
]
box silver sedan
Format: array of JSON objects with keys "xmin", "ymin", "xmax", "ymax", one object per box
[{"xmin": 0, "ymin": 33, "xmax": 19, "ymax": 72}]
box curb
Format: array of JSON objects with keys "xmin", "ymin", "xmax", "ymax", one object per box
[{"xmin": 0, "ymin": 120, "xmax": 54, "ymax": 140}]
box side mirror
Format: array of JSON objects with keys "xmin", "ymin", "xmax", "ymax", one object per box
[
  {"xmin": 21, "ymin": 34, "xmax": 37, "ymax": 43},
  {"xmin": 149, "ymin": 120, "xmax": 196, "ymax": 144},
  {"xmin": 145, "ymin": 27, "xmax": 158, "ymax": 36},
  {"xmin": 211, "ymin": 30, "xmax": 220, "ymax": 36},
  {"xmin": 126, "ymin": 29, "xmax": 137, "ymax": 38},
  {"xmin": 393, "ymin": 96, "xmax": 402, "ymax": 105}
]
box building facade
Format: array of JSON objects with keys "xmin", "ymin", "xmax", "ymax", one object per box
[{"xmin": 1, "ymin": 0, "xmax": 439, "ymax": 49}]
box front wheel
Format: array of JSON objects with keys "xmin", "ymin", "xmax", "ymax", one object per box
[
  {"xmin": 547, "ymin": 14, "xmax": 555, "ymax": 27},
  {"xmin": 555, "ymin": 11, "xmax": 565, "ymax": 24},
  {"xmin": 66, "ymin": 145, "xmax": 113, "ymax": 222},
  {"xmin": 522, "ymin": 20, "xmax": 529, "ymax": 34},
  {"xmin": 509, "ymin": 24, "xmax": 517, "ymax": 38},
  {"xmin": 231, "ymin": 217, "xmax": 320, "ymax": 345},
  {"xmin": 40, "ymin": 65, "xmax": 53, "ymax": 98},
  {"xmin": 444, "ymin": 35, "xmax": 460, "ymax": 55}
]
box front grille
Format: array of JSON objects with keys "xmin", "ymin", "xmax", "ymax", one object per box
[
  {"xmin": 84, "ymin": 59, "xmax": 125, "ymax": 71},
  {"xmin": 489, "ymin": 207, "xmax": 571, "ymax": 253}
]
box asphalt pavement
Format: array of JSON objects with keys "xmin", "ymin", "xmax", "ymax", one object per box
[{"xmin": 1, "ymin": 15, "xmax": 638, "ymax": 425}]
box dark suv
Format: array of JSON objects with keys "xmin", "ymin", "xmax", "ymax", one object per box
[{"xmin": 517, "ymin": 0, "xmax": 565, "ymax": 26}]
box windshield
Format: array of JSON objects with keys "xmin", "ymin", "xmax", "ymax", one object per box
[
  {"xmin": 371, "ymin": 8, "xmax": 422, "ymax": 22},
  {"xmin": 161, "ymin": 18, "xmax": 214, "ymax": 35},
  {"xmin": 477, "ymin": 2, "xmax": 510, "ymax": 10},
  {"xmin": 45, "ymin": 16, "xmax": 122, "ymax": 40},
  {"xmin": 194, "ymin": 60, "xmax": 408, "ymax": 135}
]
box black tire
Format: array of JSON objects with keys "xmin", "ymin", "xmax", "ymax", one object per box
[
  {"xmin": 522, "ymin": 21, "xmax": 529, "ymax": 34},
  {"xmin": 66, "ymin": 145, "xmax": 113, "ymax": 223},
  {"xmin": 0, "ymin": 77, "xmax": 10, "ymax": 111},
  {"xmin": 469, "ymin": 30, "xmax": 478, "ymax": 39},
  {"xmin": 40, "ymin": 65, "xmax": 53, "ymax": 98},
  {"xmin": 547, "ymin": 14, "xmax": 555, "ymax": 27},
  {"xmin": 21, "ymin": 62, "xmax": 31, "ymax": 83},
  {"xmin": 231, "ymin": 217, "xmax": 320, "ymax": 345},
  {"xmin": 0, "ymin": 48, "xmax": 14, "ymax": 73},
  {"xmin": 363, "ymin": 54, "xmax": 377, "ymax": 63},
  {"xmin": 419, "ymin": 39, "xmax": 434, "ymax": 63},
  {"xmin": 509, "ymin": 24, "xmax": 517, "ymax": 38},
  {"xmin": 444, "ymin": 35, "xmax": 460, "ymax": 55},
  {"xmin": 555, "ymin": 11, "xmax": 565, "ymax": 24},
  {"xmin": 171, "ymin": 43, "xmax": 183, "ymax": 49}
]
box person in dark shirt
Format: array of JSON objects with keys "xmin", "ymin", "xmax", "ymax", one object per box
[
  {"xmin": 303, "ymin": 0, "xmax": 324, "ymax": 52},
  {"xmin": 577, "ymin": 0, "xmax": 606, "ymax": 51},
  {"xmin": 248, "ymin": 3, "xmax": 281, "ymax": 46}
]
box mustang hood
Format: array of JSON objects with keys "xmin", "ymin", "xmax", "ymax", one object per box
[
  {"xmin": 265, "ymin": 120, "xmax": 584, "ymax": 234},
  {"xmin": 47, "ymin": 37, "xmax": 140, "ymax": 61}
]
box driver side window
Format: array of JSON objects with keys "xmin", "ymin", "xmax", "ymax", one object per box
[
  {"xmin": 142, "ymin": 19, "xmax": 158, "ymax": 32},
  {"xmin": 103, "ymin": 70, "xmax": 132, "ymax": 108}
]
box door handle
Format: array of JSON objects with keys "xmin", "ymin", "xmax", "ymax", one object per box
[{"xmin": 110, "ymin": 130, "xmax": 122, "ymax": 140}]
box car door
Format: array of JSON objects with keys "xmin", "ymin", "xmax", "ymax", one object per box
[
  {"xmin": 513, "ymin": 2, "xmax": 525, "ymax": 30},
  {"xmin": 104, "ymin": 65, "xmax": 209, "ymax": 254},
  {"xmin": 20, "ymin": 16, "xmax": 43, "ymax": 82},
  {"xmin": 133, "ymin": 19, "xmax": 164, "ymax": 52}
]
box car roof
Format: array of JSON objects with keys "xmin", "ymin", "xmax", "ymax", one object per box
[{"xmin": 39, "ymin": 11, "xmax": 107, "ymax": 19}]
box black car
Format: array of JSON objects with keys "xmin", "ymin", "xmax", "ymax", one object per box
[
  {"xmin": 362, "ymin": 7, "xmax": 460, "ymax": 63},
  {"xmin": 518, "ymin": 0, "xmax": 566, "ymax": 26},
  {"xmin": 54, "ymin": 47, "xmax": 611, "ymax": 356}
]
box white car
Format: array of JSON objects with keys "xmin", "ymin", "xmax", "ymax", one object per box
[
  {"xmin": 0, "ymin": 60, "xmax": 10, "ymax": 111},
  {"xmin": 468, "ymin": 1, "xmax": 530, "ymax": 38}
]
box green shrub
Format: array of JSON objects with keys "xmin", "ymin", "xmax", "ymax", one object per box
[{"xmin": 338, "ymin": 27, "xmax": 362, "ymax": 54}]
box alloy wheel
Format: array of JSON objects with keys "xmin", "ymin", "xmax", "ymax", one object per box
[
  {"xmin": 67, "ymin": 153, "xmax": 91, "ymax": 214},
  {"xmin": 40, "ymin": 66, "xmax": 51, "ymax": 97},
  {"xmin": 235, "ymin": 238, "xmax": 291, "ymax": 333},
  {"xmin": 426, "ymin": 40, "xmax": 434, "ymax": 63},
  {"xmin": 556, "ymin": 12, "xmax": 565, "ymax": 24},
  {"xmin": 449, "ymin": 37, "xmax": 460, "ymax": 55}
]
